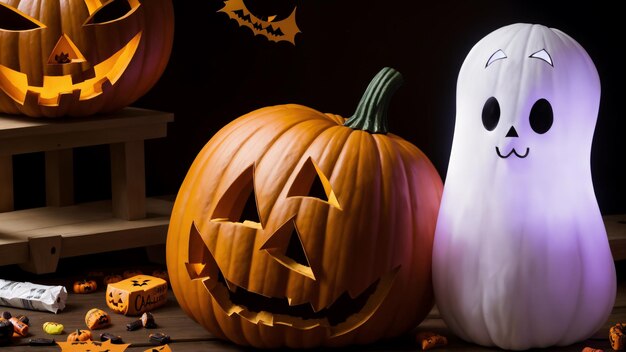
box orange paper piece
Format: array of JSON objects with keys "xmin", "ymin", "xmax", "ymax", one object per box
[
  {"xmin": 218, "ymin": 0, "xmax": 300, "ymax": 44},
  {"xmin": 57, "ymin": 340, "xmax": 129, "ymax": 352}
]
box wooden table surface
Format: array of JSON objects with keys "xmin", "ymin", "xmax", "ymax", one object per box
[{"xmin": 0, "ymin": 249, "xmax": 623, "ymax": 351}]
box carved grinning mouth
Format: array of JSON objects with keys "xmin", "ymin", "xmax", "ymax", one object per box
[
  {"xmin": 186, "ymin": 223, "xmax": 397, "ymax": 336},
  {"xmin": 0, "ymin": 32, "xmax": 141, "ymax": 107},
  {"xmin": 496, "ymin": 146, "xmax": 529, "ymax": 159}
]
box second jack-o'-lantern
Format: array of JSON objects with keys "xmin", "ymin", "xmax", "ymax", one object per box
[
  {"xmin": 0, "ymin": 0, "xmax": 174, "ymax": 117},
  {"xmin": 432, "ymin": 23, "xmax": 616, "ymax": 350},
  {"xmin": 167, "ymin": 68, "xmax": 443, "ymax": 348}
]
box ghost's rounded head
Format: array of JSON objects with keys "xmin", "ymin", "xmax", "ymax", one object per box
[{"xmin": 453, "ymin": 23, "xmax": 600, "ymax": 174}]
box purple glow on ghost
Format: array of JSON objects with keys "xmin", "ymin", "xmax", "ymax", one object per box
[{"xmin": 432, "ymin": 23, "xmax": 616, "ymax": 350}]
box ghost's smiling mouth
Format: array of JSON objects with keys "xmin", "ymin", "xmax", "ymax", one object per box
[{"xmin": 496, "ymin": 146, "xmax": 529, "ymax": 159}]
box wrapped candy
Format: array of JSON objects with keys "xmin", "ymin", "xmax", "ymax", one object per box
[{"xmin": 0, "ymin": 279, "xmax": 67, "ymax": 313}]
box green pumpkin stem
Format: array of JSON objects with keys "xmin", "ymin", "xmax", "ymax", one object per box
[{"xmin": 344, "ymin": 67, "xmax": 403, "ymax": 134}]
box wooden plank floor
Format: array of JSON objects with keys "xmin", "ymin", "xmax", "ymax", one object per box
[{"xmin": 0, "ymin": 249, "xmax": 624, "ymax": 351}]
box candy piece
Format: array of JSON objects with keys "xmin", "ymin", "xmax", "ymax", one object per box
[
  {"xmin": 43, "ymin": 322, "xmax": 64, "ymax": 335},
  {"xmin": 416, "ymin": 331, "xmax": 447, "ymax": 351},
  {"xmin": 85, "ymin": 308, "xmax": 111, "ymax": 330},
  {"xmin": 0, "ymin": 318, "xmax": 13, "ymax": 345},
  {"xmin": 67, "ymin": 329, "xmax": 92, "ymax": 342},
  {"xmin": 100, "ymin": 332, "xmax": 124, "ymax": 344},
  {"xmin": 610, "ymin": 323, "xmax": 626, "ymax": 351},
  {"xmin": 106, "ymin": 275, "xmax": 167, "ymax": 316},
  {"xmin": 15, "ymin": 314, "xmax": 29, "ymax": 325},
  {"xmin": 73, "ymin": 280, "xmax": 98, "ymax": 294},
  {"xmin": 141, "ymin": 312, "xmax": 157, "ymax": 328},
  {"xmin": 126, "ymin": 319, "xmax": 142, "ymax": 331},
  {"xmin": 149, "ymin": 332, "xmax": 170, "ymax": 345},
  {"xmin": 1, "ymin": 312, "xmax": 10, "ymax": 319},
  {"xmin": 581, "ymin": 348, "xmax": 604, "ymax": 352},
  {"xmin": 9, "ymin": 316, "xmax": 28, "ymax": 336},
  {"xmin": 0, "ymin": 279, "xmax": 67, "ymax": 313},
  {"xmin": 29, "ymin": 338, "xmax": 56, "ymax": 346}
]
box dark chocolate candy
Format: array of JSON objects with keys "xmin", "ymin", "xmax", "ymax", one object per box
[
  {"xmin": 149, "ymin": 332, "xmax": 171, "ymax": 345},
  {"xmin": 141, "ymin": 312, "xmax": 157, "ymax": 328},
  {"xmin": 126, "ymin": 319, "xmax": 142, "ymax": 331},
  {"xmin": 100, "ymin": 332, "xmax": 124, "ymax": 344},
  {"xmin": 29, "ymin": 338, "xmax": 56, "ymax": 346}
]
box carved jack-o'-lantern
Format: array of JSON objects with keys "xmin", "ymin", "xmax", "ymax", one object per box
[
  {"xmin": 0, "ymin": 0, "xmax": 174, "ymax": 117},
  {"xmin": 166, "ymin": 68, "xmax": 443, "ymax": 348}
]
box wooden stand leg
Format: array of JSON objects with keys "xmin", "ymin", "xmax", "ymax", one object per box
[
  {"xmin": 45, "ymin": 149, "xmax": 74, "ymax": 207},
  {"xmin": 0, "ymin": 155, "xmax": 13, "ymax": 212},
  {"xmin": 19, "ymin": 236, "xmax": 63, "ymax": 274},
  {"xmin": 110, "ymin": 141, "xmax": 146, "ymax": 220}
]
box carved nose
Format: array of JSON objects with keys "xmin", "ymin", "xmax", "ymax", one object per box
[
  {"xmin": 505, "ymin": 126, "xmax": 519, "ymax": 138},
  {"xmin": 47, "ymin": 34, "xmax": 86, "ymax": 65}
]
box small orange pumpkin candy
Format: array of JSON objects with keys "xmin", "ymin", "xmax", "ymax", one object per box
[
  {"xmin": 166, "ymin": 68, "xmax": 443, "ymax": 348},
  {"xmin": 67, "ymin": 329, "xmax": 92, "ymax": 342},
  {"xmin": 73, "ymin": 280, "xmax": 97, "ymax": 294},
  {"xmin": 85, "ymin": 308, "xmax": 111, "ymax": 330}
]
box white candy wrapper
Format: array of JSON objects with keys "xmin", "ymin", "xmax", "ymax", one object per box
[{"xmin": 0, "ymin": 279, "xmax": 67, "ymax": 313}]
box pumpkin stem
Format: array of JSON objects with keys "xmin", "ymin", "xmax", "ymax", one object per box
[{"xmin": 344, "ymin": 67, "xmax": 403, "ymax": 134}]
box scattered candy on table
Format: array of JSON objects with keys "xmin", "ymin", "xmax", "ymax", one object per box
[
  {"xmin": 85, "ymin": 308, "xmax": 111, "ymax": 330},
  {"xmin": 43, "ymin": 321, "xmax": 64, "ymax": 335}
]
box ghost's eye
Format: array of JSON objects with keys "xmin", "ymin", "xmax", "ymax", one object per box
[
  {"xmin": 529, "ymin": 98, "xmax": 553, "ymax": 134},
  {"xmin": 0, "ymin": 3, "xmax": 45, "ymax": 31},
  {"xmin": 482, "ymin": 97, "xmax": 500, "ymax": 131},
  {"xmin": 84, "ymin": 0, "xmax": 134, "ymax": 25}
]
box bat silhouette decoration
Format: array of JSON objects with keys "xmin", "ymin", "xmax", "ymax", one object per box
[{"xmin": 218, "ymin": 0, "xmax": 300, "ymax": 44}]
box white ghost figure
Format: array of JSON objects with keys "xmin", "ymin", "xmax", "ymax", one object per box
[{"xmin": 432, "ymin": 23, "xmax": 616, "ymax": 350}]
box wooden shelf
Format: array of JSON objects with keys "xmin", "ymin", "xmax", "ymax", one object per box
[
  {"xmin": 606, "ymin": 214, "xmax": 626, "ymax": 261},
  {"xmin": 0, "ymin": 107, "xmax": 174, "ymax": 273},
  {"xmin": 0, "ymin": 197, "xmax": 172, "ymax": 273}
]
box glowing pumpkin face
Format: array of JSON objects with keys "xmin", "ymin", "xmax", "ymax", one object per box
[
  {"xmin": 167, "ymin": 68, "xmax": 443, "ymax": 348},
  {"xmin": 0, "ymin": 0, "xmax": 173, "ymax": 117},
  {"xmin": 432, "ymin": 23, "xmax": 616, "ymax": 349}
]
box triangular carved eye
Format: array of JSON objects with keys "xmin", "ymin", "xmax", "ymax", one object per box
[
  {"xmin": 0, "ymin": 3, "xmax": 45, "ymax": 31},
  {"xmin": 185, "ymin": 222, "xmax": 217, "ymax": 280},
  {"xmin": 261, "ymin": 219, "xmax": 314, "ymax": 280},
  {"xmin": 211, "ymin": 164, "xmax": 262, "ymax": 229},
  {"xmin": 287, "ymin": 157, "xmax": 341, "ymax": 209},
  {"xmin": 84, "ymin": 0, "xmax": 140, "ymax": 26}
]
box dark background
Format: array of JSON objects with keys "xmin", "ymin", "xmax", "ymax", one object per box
[{"xmin": 13, "ymin": 0, "xmax": 626, "ymax": 214}]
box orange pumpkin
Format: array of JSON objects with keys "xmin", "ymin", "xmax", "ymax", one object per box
[
  {"xmin": 67, "ymin": 329, "xmax": 92, "ymax": 342},
  {"xmin": 73, "ymin": 280, "xmax": 98, "ymax": 294},
  {"xmin": 0, "ymin": 0, "xmax": 174, "ymax": 117},
  {"xmin": 166, "ymin": 68, "xmax": 443, "ymax": 348}
]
